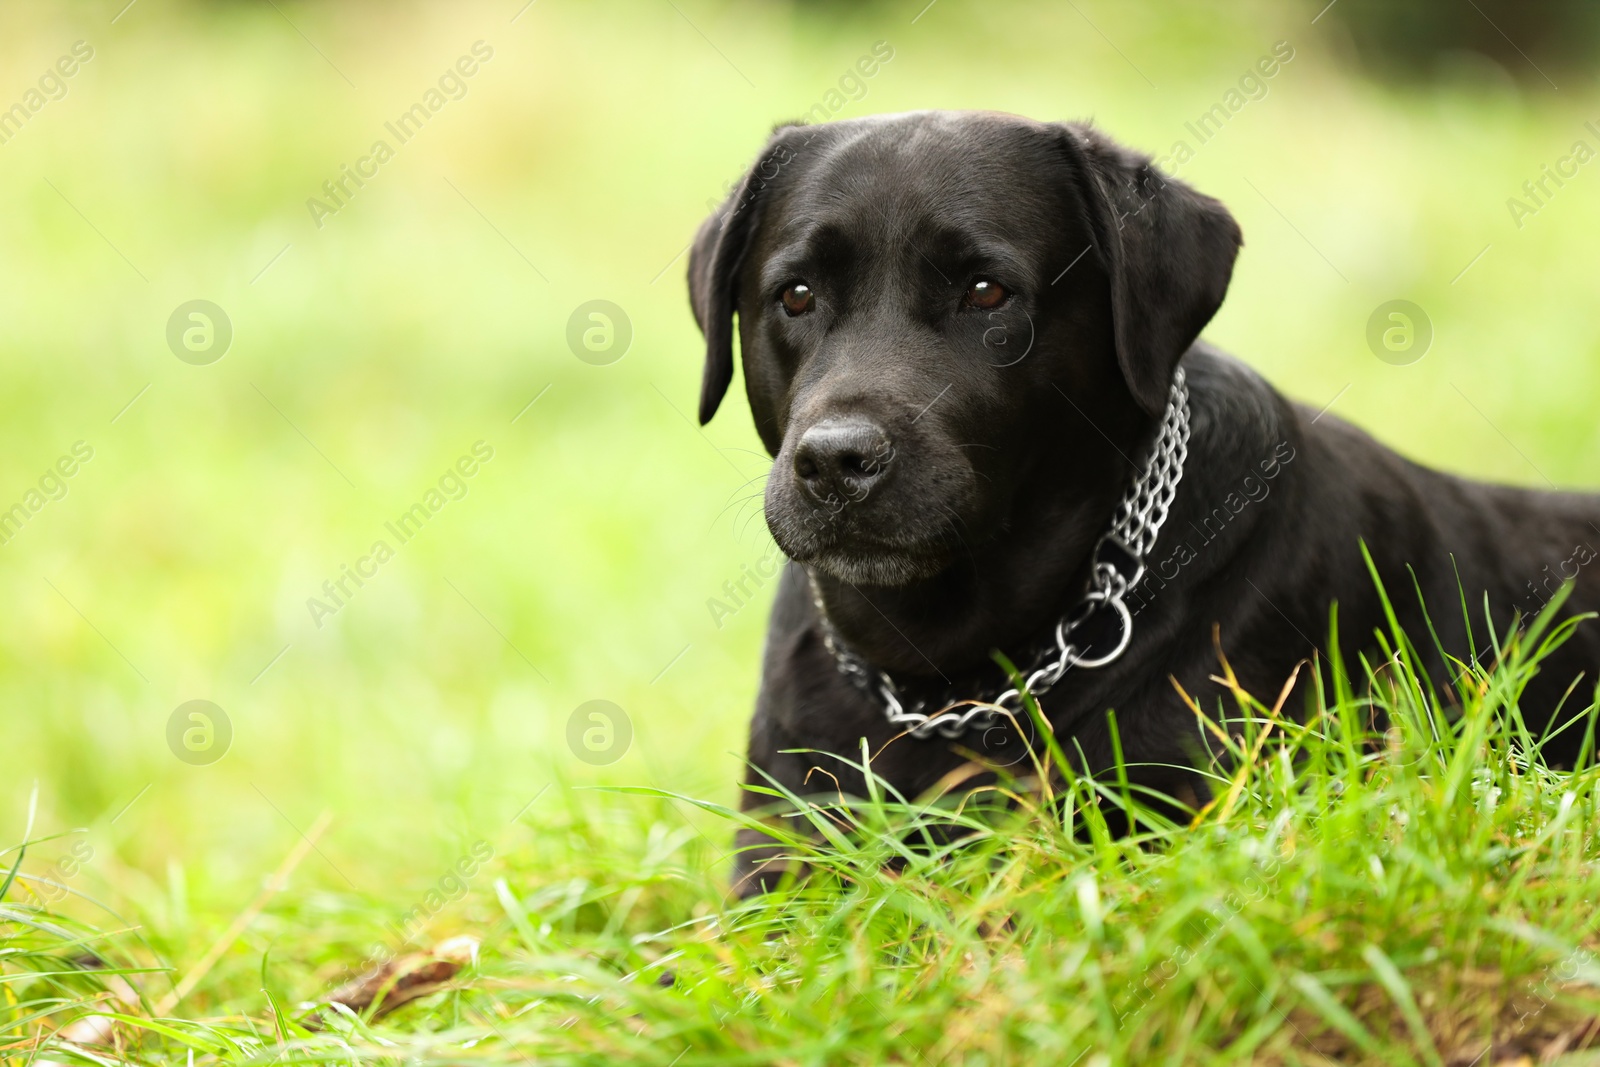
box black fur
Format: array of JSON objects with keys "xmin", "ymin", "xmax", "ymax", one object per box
[{"xmin": 686, "ymin": 110, "xmax": 1600, "ymax": 895}]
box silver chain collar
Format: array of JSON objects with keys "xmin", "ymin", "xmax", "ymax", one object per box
[{"xmin": 812, "ymin": 369, "xmax": 1191, "ymax": 741}]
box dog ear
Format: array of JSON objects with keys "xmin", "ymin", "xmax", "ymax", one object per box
[
  {"xmin": 687, "ymin": 132, "xmax": 797, "ymax": 425},
  {"xmin": 1058, "ymin": 124, "xmax": 1242, "ymax": 415},
  {"xmin": 686, "ymin": 205, "xmax": 739, "ymax": 424}
]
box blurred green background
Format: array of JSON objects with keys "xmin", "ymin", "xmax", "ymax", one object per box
[{"xmin": 3, "ymin": 0, "xmax": 1598, "ymax": 959}]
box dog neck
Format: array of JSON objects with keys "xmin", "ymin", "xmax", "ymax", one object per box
[
  {"xmin": 803, "ymin": 352, "xmax": 1286, "ymax": 686},
  {"xmin": 806, "ymin": 398, "xmax": 1170, "ymax": 681}
]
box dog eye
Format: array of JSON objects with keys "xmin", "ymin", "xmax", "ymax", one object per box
[
  {"xmin": 963, "ymin": 278, "xmax": 1009, "ymax": 310},
  {"xmin": 779, "ymin": 283, "xmax": 815, "ymax": 316}
]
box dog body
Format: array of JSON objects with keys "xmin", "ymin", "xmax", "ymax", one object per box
[{"xmin": 685, "ymin": 111, "xmax": 1600, "ymax": 892}]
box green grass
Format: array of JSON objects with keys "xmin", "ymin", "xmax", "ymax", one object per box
[
  {"xmin": 9, "ymin": 582, "xmax": 1600, "ymax": 1065},
  {"xmin": 7, "ymin": 0, "xmax": 1600, "ymax": 1063}
]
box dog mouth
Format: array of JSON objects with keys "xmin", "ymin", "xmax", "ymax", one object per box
[
  {"xmin": 801, "ymin": 543, "xmax": 952, "ymax": 586},
  {"xmin": 765, "ymin": 507, "xmax": 960, "ymax": 587},
  {"xmin": 763, "ymin": 414, "xmax": 985, "ymax": 587}
]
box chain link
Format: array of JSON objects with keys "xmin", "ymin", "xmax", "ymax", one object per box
[{"xmin": 814, "ymin": 368, "xmax": 1192, "ymax": 740}]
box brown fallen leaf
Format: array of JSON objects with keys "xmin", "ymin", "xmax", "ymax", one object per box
[{"xmin": 306, "ymin": 935, "xmax": 479, "ymax": 1029}]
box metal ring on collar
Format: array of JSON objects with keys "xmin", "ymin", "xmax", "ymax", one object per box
[{"xmin": 1062, "ymin": 592, "xmax": 1133, "ymax": 669}]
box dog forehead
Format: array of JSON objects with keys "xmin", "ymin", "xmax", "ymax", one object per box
[{"xmin": 772, "ymin": 112, "xmax": 1066, "ymax": 239}]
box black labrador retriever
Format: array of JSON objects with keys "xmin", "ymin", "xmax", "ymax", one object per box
[{"xmin": 686, "ymin": 110, "xmax": 1600, "ymax": 894}]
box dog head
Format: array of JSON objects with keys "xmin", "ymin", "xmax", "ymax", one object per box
[{"xmin": 689, "ymin": 111, "xmax": 1240, "ymax": 588}]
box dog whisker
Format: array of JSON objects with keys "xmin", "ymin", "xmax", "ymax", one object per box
[{"xmin": 715, "ymin": 489, "xmax": 768, "ymax": 526}]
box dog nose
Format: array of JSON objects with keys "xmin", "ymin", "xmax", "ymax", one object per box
[{"xmin": 793, "ymin": 418, "xmax": 894, "ymax": 505}]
